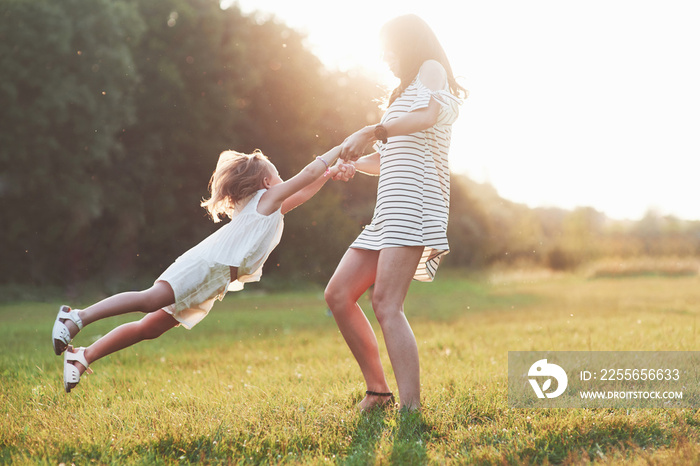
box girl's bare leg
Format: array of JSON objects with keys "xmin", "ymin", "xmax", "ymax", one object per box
[
  {"xmin": 372, "ymin": 246, "xmax": 423, "ymax": 411},
  {"xmin": 62, "ymin": 281, "xmax": 175, "ymax": 337},
  {"xmin": 70, "ymin": 309, "xmax": 179, "ymax": 375},
  {"xmin": 325, "ymin": 248, "xmax": 391, "ymax": 410}
]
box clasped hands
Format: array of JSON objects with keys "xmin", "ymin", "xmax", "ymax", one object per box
[{"xmin": 331, "ymin": 126, "xmax": 376, "ymax": 182}]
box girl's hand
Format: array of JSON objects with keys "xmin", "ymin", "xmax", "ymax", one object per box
[{"xmin": 332, "ymin": 161, "xmax": 356, "ymax": 182}]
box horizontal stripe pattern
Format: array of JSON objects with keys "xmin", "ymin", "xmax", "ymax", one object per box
[{"xmin": 351, "ymin": 75, "xmax": 461, "ymax": 282}]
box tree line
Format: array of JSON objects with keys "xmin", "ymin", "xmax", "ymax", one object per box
[
  {"xmin": 448, "ymin": 177, "xmax": 700, "ymax": 272},
  {"xmin": 1, "ymin": 0, "xmax": 697, "ymax": 294}
]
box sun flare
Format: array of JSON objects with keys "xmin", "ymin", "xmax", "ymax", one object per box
[{"xmin": 231, "ymin": 0, "xmax": 700, "ymax": 220}]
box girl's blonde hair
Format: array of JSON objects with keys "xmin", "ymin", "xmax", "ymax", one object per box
[{"xmin": 201, "ymin": 149, "xmax": 271, "ymax": 222}]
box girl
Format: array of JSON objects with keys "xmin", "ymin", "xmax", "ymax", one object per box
[
  {"xmin": 52, "ymin": 145, "xmax": 351, "ymax": 392},
  {"xmin": 326, "ymin": 14, "xmax": 467, "ymax": 411}
]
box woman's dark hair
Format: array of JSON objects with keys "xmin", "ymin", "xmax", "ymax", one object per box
[{"xmin": 381, "ymin": 14, "xmax": 467, "ymax": 105}]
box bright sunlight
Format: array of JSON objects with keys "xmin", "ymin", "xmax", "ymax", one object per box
[{"xmin": 229, "ymin": 0, "xmax": 700, "ymax": 221}]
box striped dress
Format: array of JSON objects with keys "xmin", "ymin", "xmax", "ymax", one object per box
[{"xmin": 350, "ymin": 70, "xmax": 462, "ymax": 281}]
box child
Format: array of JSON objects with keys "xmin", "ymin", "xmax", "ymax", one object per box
[{"xmin": 52, "ymin": 146, "xmax": 353, "ymax": 392}]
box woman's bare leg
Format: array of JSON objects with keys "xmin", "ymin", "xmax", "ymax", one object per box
[
  {"xmin": 372, "ymin": 246, "xmax": 423, "ymax": 411},
  {"xmin": 325, "ymin": 248, "xmax": 393, "ymax": 409}
]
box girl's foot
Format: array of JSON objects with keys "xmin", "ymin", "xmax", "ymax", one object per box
[
  {"xmin": 52, "ymin": 305, "xmax": 83, "ymax": 355},
  {"xmin": 359, "ymin": 390, "xmax": 396, "ymax": 411},
  {"xmin": 63, "ymin": 346, "xmax": 92, "ymax": 393}
]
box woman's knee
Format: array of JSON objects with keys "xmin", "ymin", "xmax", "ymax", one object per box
[
  {"xmin": 324, "ymin": 279, "xmax": 366, "ymax": 317},
  {"xmin": 325, "ymin": 248, "xmax": 377, "ymax": 312},
  {"xmin": 324, "ymin": 280, "xmax": 345, "ymax": 311},
  {"xmin": 371, "ymin": 289, "xmax": 404, "ymax": 327}
]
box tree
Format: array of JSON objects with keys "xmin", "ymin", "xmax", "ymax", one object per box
[{"xmin": 0, "ymin": 0, "xmax": 144, "ymax": 285}]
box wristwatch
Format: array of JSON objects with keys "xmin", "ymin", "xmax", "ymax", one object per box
[{"xmin": 374, "ymin": 124, "xmax": 388, "ymax": 144}]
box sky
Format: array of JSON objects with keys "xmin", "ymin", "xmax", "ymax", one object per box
[{"xmin": 227, "ymin": 0, "xmax": 700, "ymax": 221}]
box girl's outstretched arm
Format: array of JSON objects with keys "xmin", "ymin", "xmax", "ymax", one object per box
[
  {"xmin": 280, "ymin": 159, "xmax": 344, "ymax": 214},
  {"xmin": 258, "ymin": 146, "xmax": 341, "ymax": 216}
]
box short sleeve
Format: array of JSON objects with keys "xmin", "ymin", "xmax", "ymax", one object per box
[{"xmin": 409, "ymin": 78, "xmax": 462, "ymax": 126}]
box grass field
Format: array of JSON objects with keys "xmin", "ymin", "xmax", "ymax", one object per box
[{"xmin": 2, "ymin": 270, "xmax": 700, "ymax": 464}]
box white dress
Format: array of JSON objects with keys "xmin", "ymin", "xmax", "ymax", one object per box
[
  {"xmin": 350, "ymin": 71, "xmax": 462, "ymax": 281},
  {"xmin": 157, "ymin": 189, "xmax": 283, "ymax": 328}
]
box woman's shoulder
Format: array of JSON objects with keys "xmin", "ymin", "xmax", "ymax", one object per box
[{"xmin": 417, "ymin": 60, "xmax": 447, "ymax": 91}]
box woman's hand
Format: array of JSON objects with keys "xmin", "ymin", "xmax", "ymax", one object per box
[{"xmin": 339, "ymin": 126, "xmax": 375, "ymax": 161}]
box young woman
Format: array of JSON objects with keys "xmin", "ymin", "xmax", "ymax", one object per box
[{"xmin": 325, "ymin": 14, "xmax": 467, "ymax": 411}]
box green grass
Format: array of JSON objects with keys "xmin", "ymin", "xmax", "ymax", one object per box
[{"xmin": 2, "ymin": 270, "xmax": 700, "ymax": 464}]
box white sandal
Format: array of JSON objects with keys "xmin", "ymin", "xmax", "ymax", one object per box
[
  {"xmin": 52, "ymin": 305, "xmax": 83, "ymax": 355},
  {"xmin": 63, "ymin": 346, "xmax": 92, "ymax": 393}
]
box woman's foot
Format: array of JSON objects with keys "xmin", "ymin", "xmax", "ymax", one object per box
[
  {"xmin": 52, "ymin": 306, "xmax": 83, "ymax": 355},
  {"xmin": 359, "ymin": 390, "xmax": 396, "ymax": 411},
  {"xmin": 399, "ymin": 403, "xmax": 421, "ymax": 413}
]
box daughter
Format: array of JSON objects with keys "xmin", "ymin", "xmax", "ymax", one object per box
[{"xmin": 52, "ymin": 145, "xmax": 352, "ymax": 392}]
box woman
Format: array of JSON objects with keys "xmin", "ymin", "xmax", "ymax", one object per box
[{"xmin": 325, "ymin": 14, "xmax": 467, "ymax": 411}]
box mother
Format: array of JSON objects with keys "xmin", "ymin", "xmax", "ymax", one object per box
[{"xmin": 325, "ymin": 14, "xmax": 467, "ymax": 411}]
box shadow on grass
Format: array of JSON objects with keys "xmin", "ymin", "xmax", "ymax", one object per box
[
  {"xmin": 341, "ymin": 409, "xmax": 389, "ymax": 465},
  {"xmin": 389, "ymin": 411, "xmax": 430, "ymax": 465},
  {"xmin": 340, "ymin": 409, "xmax": 430, "ymax": 465}
]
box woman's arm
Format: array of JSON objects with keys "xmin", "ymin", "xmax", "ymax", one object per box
[
  {"xmin": 353, "ymin": 152, "xmax": 380, "ymax": 176},
  {"xmin": 343, "ymin": 100, "xmax": 439, "ymax": 158},
  {"xmin": 340, "ymin": 60, "xmax": 447, "ymax": 161}
]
